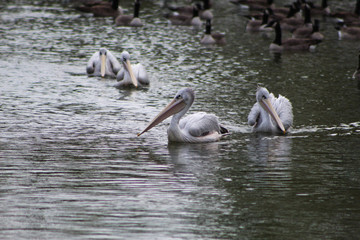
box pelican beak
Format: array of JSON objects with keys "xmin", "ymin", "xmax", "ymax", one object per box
[
  {"xmin": 261, "ymin": 98, "xmax": 286, "ymax": 134},
  {"xmin": 100, "ymin": 54, "xmax": 106, "ymax": 77},
  {"xmin": 137, "ymin": 98, "xmax": 187, "ymax": 136},
  {"xmin": 124, "ymin": 59, "xmax": 138, "ymax": 87}
]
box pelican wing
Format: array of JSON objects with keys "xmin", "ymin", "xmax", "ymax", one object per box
[
  {"xmin": 116, "ymin": 68, "xmax": 124, "ymax": 80},
  {"xmin": 133, "ymin": 63, "xmax": 149, "ymax": 85},
  {"xmin": 179, "ymin": 112, "xmax": 221, "ymax": 137},
  {"xmin": 248, "ymin": 102, "xmax": 261, "ymax": 127},
  {"xmin": 273, "ymin": 94, "xmax": 293, "ymax": 130},
  {"xmin": 107, "ymin": 52, "xmax": 121, "ymax": 75},
  {"xmin": 86, "ymin": 52, "xmax": 98, "ymax": 74}
]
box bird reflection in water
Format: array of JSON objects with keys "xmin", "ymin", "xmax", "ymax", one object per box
[
  {"xmin": 167, "ymin": 142, "xmax": 221, "ymax": 173},
  {"xmin": 246, "ymin": 134, "xmax": 292, "ymax": 190}
]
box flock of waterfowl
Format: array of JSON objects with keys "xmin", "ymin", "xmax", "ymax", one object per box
[{"xmin": 73, "ymin": 0, "xmax": 359, "ymax": 143}]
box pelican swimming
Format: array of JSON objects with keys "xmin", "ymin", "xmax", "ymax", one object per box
[
  {"xmin": 86, "ymin": 48, "xmax": 121, "ymax": 78},
  {"xmin": 115, "ymin": 51, "xmax": 149, "ymax": 88},
  {"xmin": 138, "ymin": 88, "xmax": 229, "ymax": 143},
  {"xmin": 248, "ymin": 87, "xmax": 293, "ymax": 134}
]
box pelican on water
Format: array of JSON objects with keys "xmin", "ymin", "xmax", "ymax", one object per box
[
  {"xmin": 86, "ymin": 48, "xmax": 121, "ymax": 78},
  {"xmin": 138, "ymin": 88, "xmax": 229, "ymax": 143},
  {"xmin": 248, "ymin": 87, "xmax": 293, "ymax": 134},
  {"xmin": 115, "ymin": 51, "xmax": 149, "ymax": 88}
]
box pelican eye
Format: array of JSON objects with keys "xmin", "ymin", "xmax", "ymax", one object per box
[
  {"xmin": 262, "ymin": 95, "xmax": 267, "ymax": 100},
  {"xmin": 176, "ymin": 95, "xmax": 182, "ymax": 99}
]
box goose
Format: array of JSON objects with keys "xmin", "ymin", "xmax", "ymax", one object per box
[
  {"xmin": 281, "ymin": 3, "xmax": 311, "ymax": 32},
  {"xmin": 293, "ymin": 19, "xmax": 324, "ymax": 41},
  {"xmin": 269, "ymin": 21, "xmax": 321, "ymax": 52},
  {"xmin": 75, "ymin": 0, "xmax": 123, "ymax": 17},
  {"xmin": 330, "ymin": 0, "xmax": 360, "ymax": 23},
  {"xmin": 337, "ymin": 25, "xmax": 360, "ymax": 40},
  {"xmin": 115, "ymin": 0, "xmax": 143, "ymax": 27},
  {"xmin": 307, "ymin": 0, "xmax": 330, "ymax": 16},
  {"xmin": 246, "ymin": 9, "xmax": 271, "ymax": 32},
  {"xmin": 200, "ymin": 19, "xmax": 226, "ymax": 45},
  {"xmin": 166, "ymin": 5, "xmax": 202, "ymax": 27}
]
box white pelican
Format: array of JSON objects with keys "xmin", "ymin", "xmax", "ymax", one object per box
[
  {"xmin": 248, "ymin": 87, "xmax": 293, "ymax": 134},
  {"xmin": 115, "ymin": 51, "xmax": 149, "ymax": 88},
  {"xmin": 138, "ymin": 88, "xmax": 229, "ymax": 143},
  {"xmin": 86, "ymin": 48, "xmax": 121, "ymax": 78}
]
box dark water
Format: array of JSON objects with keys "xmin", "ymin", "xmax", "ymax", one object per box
[{"xmin": 1, "ymin": 0, "xmax": 360, "ymax": 239}]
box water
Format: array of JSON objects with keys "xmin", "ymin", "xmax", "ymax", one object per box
[{"xmin": 1, "ymin": 0, "xmax": 360, "ymax": 239}]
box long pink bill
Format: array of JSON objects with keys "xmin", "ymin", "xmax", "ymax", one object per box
[
  {"xmin": 137, "ymin": 98, "xmax": 186, "ymax": 136},
  {"xmin": 100, "ymin": 54, "xmax": 106, "ymax": 77},
  {"xmin": 261, "ymin": 98, "xmax": 286, "ymax": 134},
  {"xmin": 124, "ymin": 60, "xmax": 138, "ymax": 87}
]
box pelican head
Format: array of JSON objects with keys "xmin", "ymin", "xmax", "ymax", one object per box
[
  {"xmin": 99, "ymin": 48, "xmax": 108, "ymax": 77},
  {"xmin": 138, "ymin": 88, "xmax": 195, "ymax": 136},
  {"xmin": 120, "ymin": 51, "xmax": 138, "ymax": 87},
  {"xmin": 256, "ymin": 87, "xmax": 286, "ymax": 134}
]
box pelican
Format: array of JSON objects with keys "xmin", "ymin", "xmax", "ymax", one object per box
[
  {"xmin": 138, "ymin": 88, "xmax": 229, "ymax": 143},
  {"xmin": 248, "ymin": 87, "xmax": 293, "ymax": 134},
  {"xmin": 115, "ymin": 0, "xmax": 143, "ymax": 27},
  {"xmin": 115, "ymin": 51, "xmax": 149, "ymax": 88},
  {"xmin": 86, "ymin": 48, "xmax": 121, "ymax": 78}
]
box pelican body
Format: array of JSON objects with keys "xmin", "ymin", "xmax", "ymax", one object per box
[
  {"xmin": 248, "ymin": 87, "xmax": 293, "ymax": 134},
  {"xmin": 115, "ymin": 51, "xmax": 149, "ymax": 88},
  {"xmin": 138, "ymin": 88, "xmax": 229, "ymax": 143},
  {"xmin": 86, "ymin": 48, "xmax": 121, "ymax": 78}
]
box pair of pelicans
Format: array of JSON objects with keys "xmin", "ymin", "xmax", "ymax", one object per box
[{"xmin": 87, "ymin": 48, "xmax": 293, "ymax": 143}]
